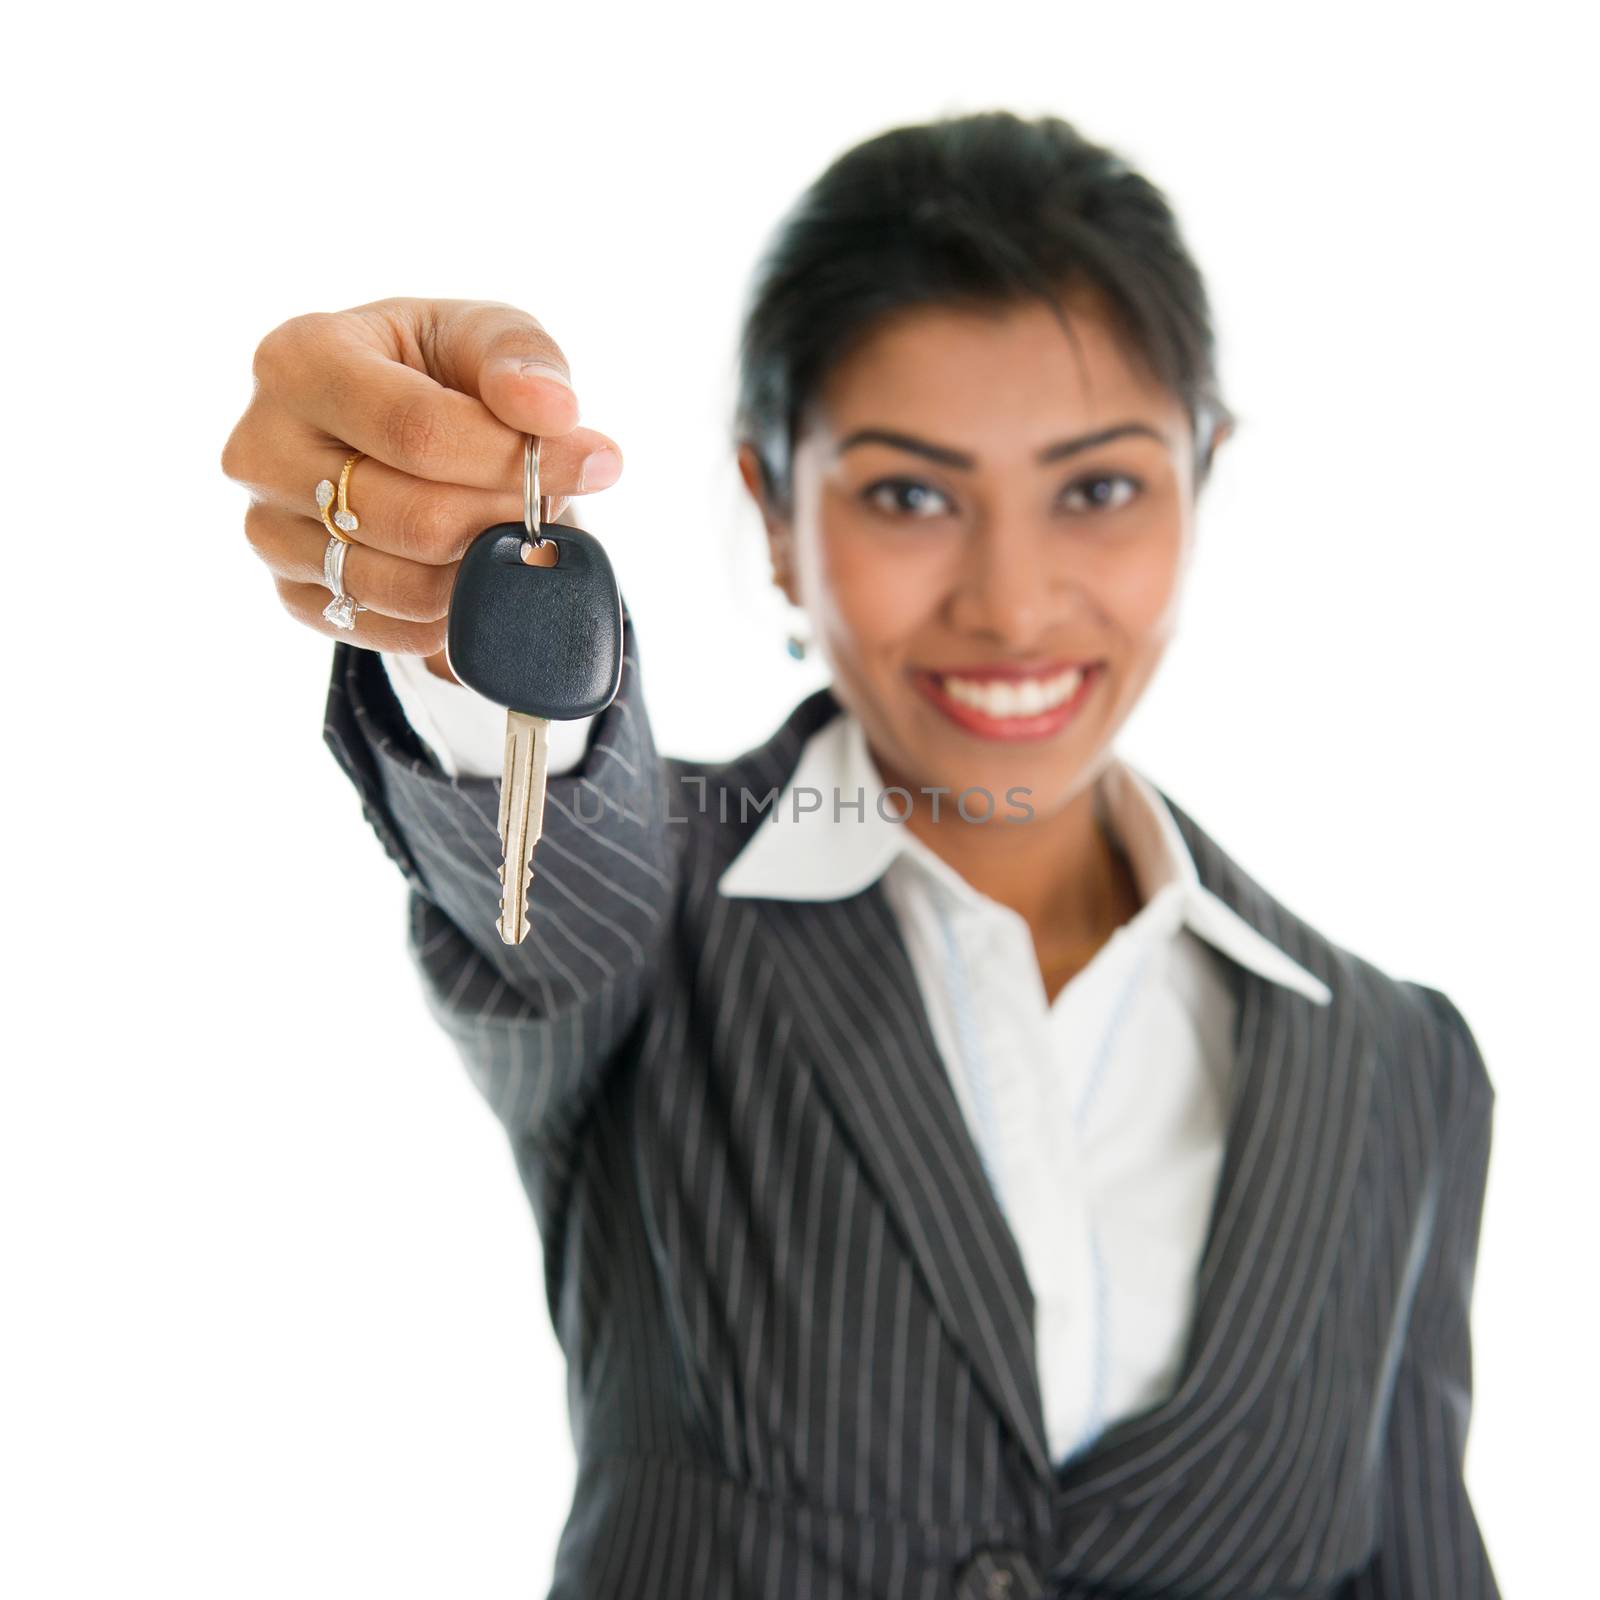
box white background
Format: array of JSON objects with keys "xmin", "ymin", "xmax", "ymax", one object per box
[{"xmin": 5, "ymin": 3, "xmax": 1595, "ymax": 1594}]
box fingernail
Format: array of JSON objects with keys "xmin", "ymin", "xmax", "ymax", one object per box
[
  {"xmin": 578, "ymin": 448, "xmax": 622, "ymax": 492},
  {"xmin": 497, "ymin": 356, "xmax": 571, "ymax": 387}
]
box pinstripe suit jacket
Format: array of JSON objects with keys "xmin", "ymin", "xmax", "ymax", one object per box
[{"xmin": 323, "ymin": 602, "xmax": 1498, "ymax": 1600}]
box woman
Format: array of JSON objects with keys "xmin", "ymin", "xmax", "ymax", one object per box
[{"xmin": 224, "ymin": 112, "xmax": 1496, "ymax": 1599}]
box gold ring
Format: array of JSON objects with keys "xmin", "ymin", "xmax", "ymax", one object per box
[{"xmin": 314, "ymin": 452, "xmax": 365, "ymax": 542}]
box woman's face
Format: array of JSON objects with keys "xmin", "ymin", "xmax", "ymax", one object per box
[{"xmin": 746, "ymin": 291, "xmax": 1213, "ymax": 823}]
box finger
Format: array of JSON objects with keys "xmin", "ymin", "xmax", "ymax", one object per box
[
  {"xmin": 247, "ymin": 502, "xmax": 461, "ymax": 622},
  {"xmin": 418, "ymin": 299, "xmax": 585, "ymax": 437},
  {"xmin": 230, "ymin": 405, "xmax": 596, "ymax": 562},
  {"xmin": 274, "ymin": 575, "xmax": 449, "ymax": 655},
  {"xmin": 255, "ymin": 311, "xmax": 618, "ymax": 490}
]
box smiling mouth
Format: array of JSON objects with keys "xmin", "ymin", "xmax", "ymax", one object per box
[{"xmin": 911, "ymin": 663, "xmax": 1104, "ymax": 740}]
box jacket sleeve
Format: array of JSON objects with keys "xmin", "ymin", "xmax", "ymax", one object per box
[
  {"xmin": 1343, "ymin": 985, "xmax": 1499, "ymax": 1599},
  {"xmin": 321, "ymin": 599, "xmax": 679, "ymax": 1162}
]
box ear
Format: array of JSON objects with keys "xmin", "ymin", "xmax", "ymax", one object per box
[
  {"xmin": 737, "ymin": 442, "xmax": 800, "ymax": 607},
  {"xmin": 1198, "ymin": 418, "xmax": 1234, "ymax": 481}
]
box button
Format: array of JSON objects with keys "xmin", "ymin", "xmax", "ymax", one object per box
[{"xmin": 954, "ymin": 1546, "xmax": 1043, "ymax": 1600}]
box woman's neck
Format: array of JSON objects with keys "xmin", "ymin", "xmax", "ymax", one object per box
[{"xmin": 888, "ymin": 753, "xmax": 1144, "ymax": 996}]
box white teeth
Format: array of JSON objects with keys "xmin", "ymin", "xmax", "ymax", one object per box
[{"xmin": 941, "ymin": 667, "xmax": 1085, "ymax": 717}]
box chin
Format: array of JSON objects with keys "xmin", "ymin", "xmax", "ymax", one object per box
[{"xmin": 895, "ymin": 740, "xmax": 1078, "ymax": 821}]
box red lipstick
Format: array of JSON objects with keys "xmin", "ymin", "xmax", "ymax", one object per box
[{"xmin": 910, "ymin": 662, "xmax": 1104, "ymax": 742}]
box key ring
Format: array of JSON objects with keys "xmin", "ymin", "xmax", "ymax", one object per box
[{"xmin": 523, "ymin": 434, "xmax": 556, "ymax": 552}]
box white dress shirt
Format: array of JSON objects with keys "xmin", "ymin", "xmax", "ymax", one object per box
[{"xmin": 379, "ymin": 650, "xmax": 1333, "ymax": 1466}]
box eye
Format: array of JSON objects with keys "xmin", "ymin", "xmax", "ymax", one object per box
[
  {"xmin": 1060, "ymin": 472, "xmax": 1141, "ymax": 513},
  {"xmin": 860, "ymin": 477, "xmax": 954, "ymax": 520}
]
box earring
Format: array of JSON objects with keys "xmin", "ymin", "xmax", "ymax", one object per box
[{"xmin": 777, "ymin": 570, "xmax": 811, "ymax": 660}]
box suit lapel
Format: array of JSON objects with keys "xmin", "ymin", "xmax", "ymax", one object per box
[
  {"xmin": 1052, "ymin": 787, "xmax": 1377, "ymax": 1509},
  {"xmin": 712, "ymin": 687, "xmax": 1055, "ymax": 1479},
  {"xmin": 755, "ymin": 884, "xmax": 1057, "ymax": 1483}
]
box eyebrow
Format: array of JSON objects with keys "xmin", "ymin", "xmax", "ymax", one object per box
[{"xmin": 832, "ymin": 421, "xmax": 1168, "ymax": 469}]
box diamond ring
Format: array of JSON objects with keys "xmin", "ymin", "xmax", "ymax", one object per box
[
  {"xmin": 314, "ymin": 451, "xmax": 364, "ymax": 541},
  {"xmin": 321, "ymin": 532, "xmax": 367, "ymax": 630}
]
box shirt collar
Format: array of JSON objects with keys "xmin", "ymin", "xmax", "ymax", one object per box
[{"xmin": 717, "ymin": 708, "xmax": 1331, "ymax": 1007}]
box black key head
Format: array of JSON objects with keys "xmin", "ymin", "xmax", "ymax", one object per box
[{"xmin": 445, "ymin": 521, "xmax": 624, "ymax": 718}]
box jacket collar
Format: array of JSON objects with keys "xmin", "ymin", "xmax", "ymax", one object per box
[
  {"xmin": 713, "ymin": 684, "xmax": 1373, "ymax": 1499},
  {"xmin": 718, "ymin": 699, "xmax": 1331, "ymax": 1007}
]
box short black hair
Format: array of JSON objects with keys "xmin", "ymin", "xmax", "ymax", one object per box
[{"xmin": 734, "ymin": 110, "xmax": 1236, "ymax": 518}]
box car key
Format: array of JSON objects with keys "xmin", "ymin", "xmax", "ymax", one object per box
[{"xmin": 445, "ymin": 434, "xmax": 624, "ymax": 944}]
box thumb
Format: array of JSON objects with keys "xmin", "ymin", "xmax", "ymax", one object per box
[{"xmin": 426, "ymin": 298, "xmax": 584, "ymax": 438}]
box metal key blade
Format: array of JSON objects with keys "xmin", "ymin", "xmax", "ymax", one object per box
[{"xmin": 496, "ymin": 708, "xmax": 551, "ymax": 945}]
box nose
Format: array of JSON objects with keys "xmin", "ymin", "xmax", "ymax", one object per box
[{"xmin": 947, "ymin": 514, "xmax": 1076, "ymax": 651}]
